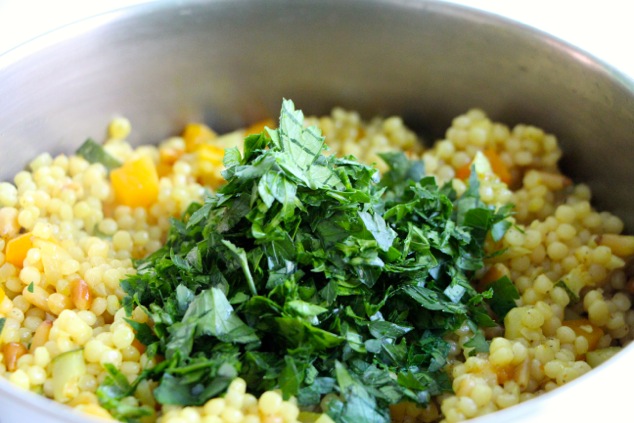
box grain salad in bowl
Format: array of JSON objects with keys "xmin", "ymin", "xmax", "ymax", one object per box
[{"xmin": 0, "ymin": 99, "xmax": 632, "ymax": 423}]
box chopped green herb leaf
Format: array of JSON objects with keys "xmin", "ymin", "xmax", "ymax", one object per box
[
  {"xmin": 487, "ymin": 275, "xmax": 520, "ymax": 319},
  {"xmin": 76, "ymin": 138, "xmax": 122, "ymax": 170},
  {"xmin": 464, "ymin": 331, "xmax": 489, "ymax": 355}
]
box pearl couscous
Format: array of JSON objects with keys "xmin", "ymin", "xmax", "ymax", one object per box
[{"xmin": 0, "ymin": 107, "xmax": 633, "ymax": 423}]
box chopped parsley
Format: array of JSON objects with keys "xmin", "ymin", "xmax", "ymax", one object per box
[{"xmin": 102, "ymin": 99, "xmax": 513, "ymax": 422}]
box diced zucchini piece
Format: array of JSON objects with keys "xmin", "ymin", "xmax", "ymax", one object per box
[{"xmin": 52, "ymin": 349, "xmax": 85, "ymax": 403}]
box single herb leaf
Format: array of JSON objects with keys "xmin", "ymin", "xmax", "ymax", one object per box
[
  {"xmin": 76, "ymin": 138, "xmax": 122, "ymax": 170},
  {"xmin": 487, "ymin": 275, "xmax": 520, "ymax": 319},
  {"xmin": 464, "ymin": 331, "xmax": 489, "ymax": 355},
  {"xmin": 358, "ymin": 210, "xmax": 396, "ymax": 252}
]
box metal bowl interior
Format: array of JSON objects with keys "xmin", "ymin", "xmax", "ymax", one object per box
[{"xmin": 0, "ymin": 1, "xmax": 633, "ymax": 422}]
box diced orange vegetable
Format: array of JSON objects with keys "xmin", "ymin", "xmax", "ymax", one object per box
[
  {"xmin": 455, "ymin": 162, "xmax": 471, "ymax": 181},
  {"xmin": 182, "ymin": 123, "xmax": 216, "ymax": 152},
  {"xmin": 456, "ymin": 149, "xmax": 511, "ymax": 185},
  {"xmin": 244, "ymin": 118, "xmax": 276, "ymax": 135},
  {"xmin": 5, "ymin": 232, "xmax": 33, "ymax": 268},
  {"xmin": 484, "ymin": 149, "xmax": 511, "ymax": 184},
  {"xmin": 132, "ymin": 338, "xmax": 146, "ymax": 355},
  {"xmin": 562, "ymin": 319, "xmax": 604, "ymax": 352},
  {"xmin": 110, "ymin": 156, "xmax": 159, "ymax": 208}
]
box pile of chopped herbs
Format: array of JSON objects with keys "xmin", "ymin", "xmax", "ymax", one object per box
[{"xmin": 98, "ymin": 99, "xmax": 516, "ymax": 422}]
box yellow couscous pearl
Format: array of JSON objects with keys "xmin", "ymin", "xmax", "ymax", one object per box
[
  {"xmin": 220, "ymin": 407, "xmax": 243, "ymax": 423},
  {"xmin": 204, "ymin": 398, "xmax": 226, "ymax": 416},
  {"xmin": 108, "ymin": 117, "xmax": 132, "ymax": 140},
  {"xmin": 33, "ymin": 346, "xmax": 51, "ymax": 367},
  {"xmin": 258, "ymin": 391, "xmax": 283, "ymax": 414},
  {"xmin": 546, "ymin": 242, "xmax": 569, "ymax": 261},
  {"xmin": 279, "ymin": 401, "xmax": 300, "ymax": 421},
  {"xmin": 112, "ymin": 324, "xmax": 135, "ymax": 349}
]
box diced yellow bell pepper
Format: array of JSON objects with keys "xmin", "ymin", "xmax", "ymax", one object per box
[
  {"xmin": 5, "ymin": 232, "xmax": 33, "ymax": 268},
  {"xmin": 110, "ymin": 156, "xmax": 159, "ymax": 208},
  {"xmin": 182, "ymin": 123, "xmax": 216, "ymax": 152},
  {"xmin": 196, "ymin": 144, "xmax": 225, "ymax": 188}
]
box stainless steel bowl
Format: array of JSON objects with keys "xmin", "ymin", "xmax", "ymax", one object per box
[{"xmin": 1, "ymin": 1, "xmax": 633, "ymax": 422}]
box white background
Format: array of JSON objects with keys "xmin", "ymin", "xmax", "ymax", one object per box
[{"xmin": 0, "ymin": 0, "xmax": 632, "ymax": 80}]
